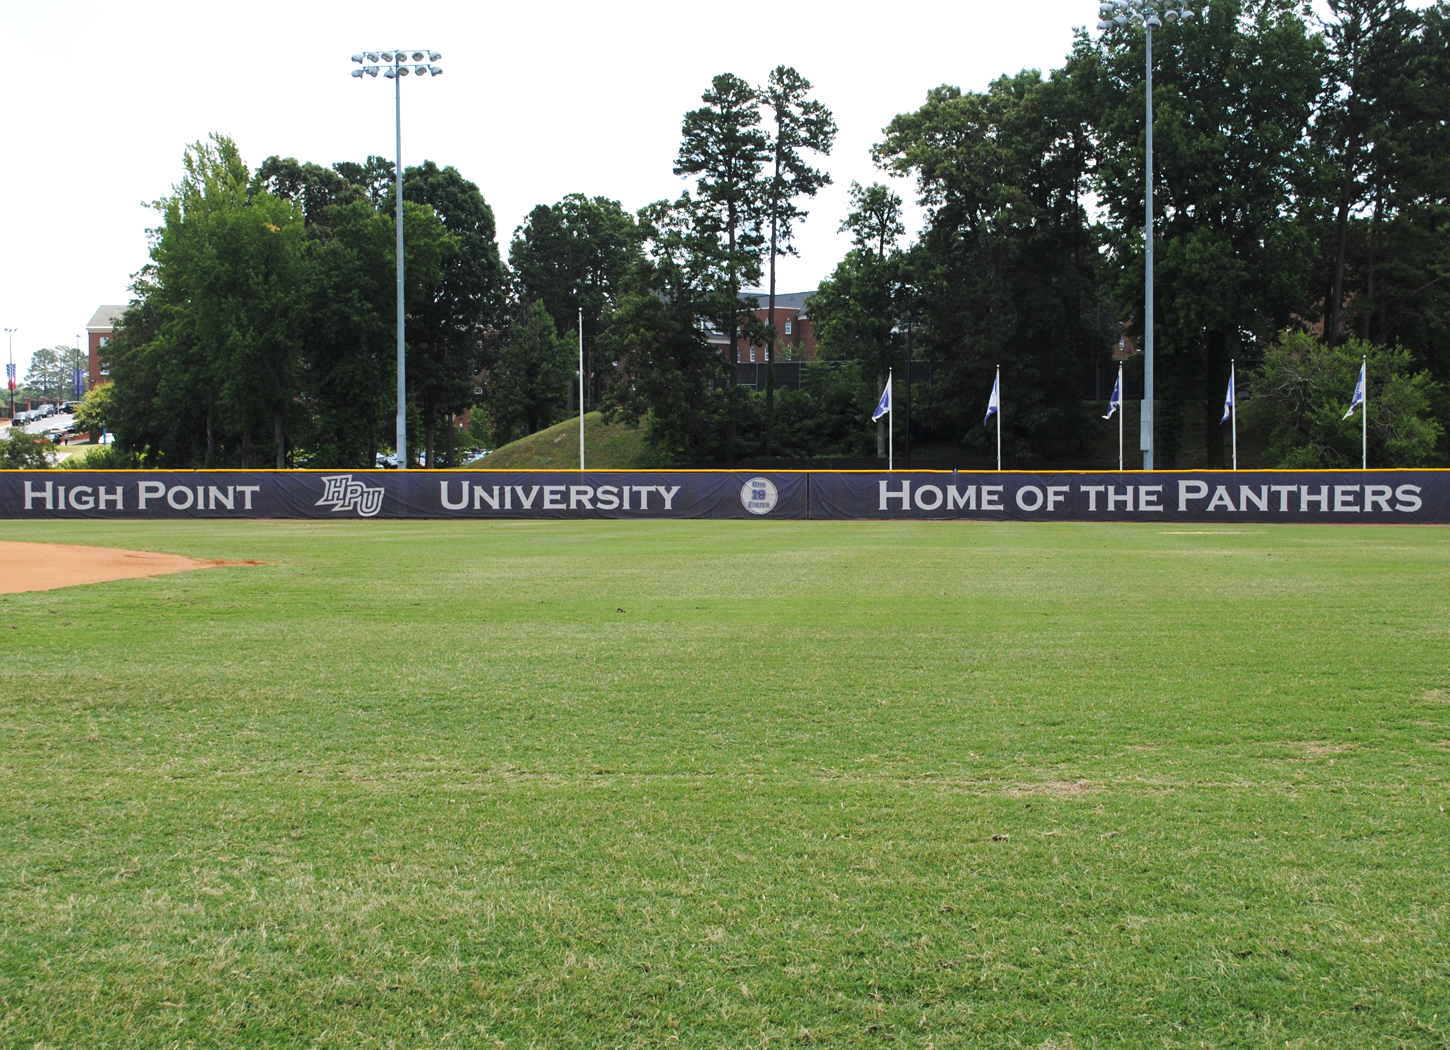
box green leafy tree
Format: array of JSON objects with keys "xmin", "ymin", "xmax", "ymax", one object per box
[
  {"xmin": 766, "ymin": 362, "xmax": 876, "ymax": 460},
  {"xmin": 398, "ymin": 161, "xmax": 505, "ymax": 466},
  {"xmin": 262, "ymin": 154, "xmax": 454, "ymax": 468},
  {"xmin": 254, "ymin": 155, "xmax": 368, "ymax": 228},
  {"xmin": 108, "ymin": 135, "xmax": 308, "ymax": 467},
  {"xmin": 842, "ymin": 181, "xmax": 906, "ymax": 259},
  {"xmin": 22, "ymin": 346, "xmax": 75, "ymax": 401},
  {"xmin": 812, "ymin": 182, "xmax": 911, "ymax": 458},
  {"xmin": 600, "ymin": 198, "xmax": 727, "ymax": 461},
  {"xmin": 487, "ymin": 300, "xmax": 574, "ymax": 443},
  {"xmin": 1246, "ymin": 331, "xmax": 1443, "ymax": 465},
  {"xmin": 72, "ymin": 383, "xmax": 114, "ymax": 434},
  {"xmin": 759, "ymin": 66, "xmax": 835, "ymax": 453},
  {"xmin": 465, "ymin": 402, "xmax": 496, "ymax": 449},
  {"xmin": 300, "ymin": 199, "xmax": 451, "ymax": 468},
  {"xmin": 332, "ymin": 156, "xmax": 397, "ymax": 207},
  {"xmin": 675, "ymin": 73, "xmax": 769, "ymax": 462},
  {"xmin": 875, "ymin": 70, "xmax": 1108, "ymax": 461},
  {"xmin": 1311, "ymin": 1, "xmax": 1450, "ymax": 451},
  {"xmin": 1090, "ymin": 0, "xmax": 1323, "ymax": 466},
  {"xmin": 0, "ymin": 430, "xmax": 51, "ymax": 468},
  {"xmin": 1313, "ymin": 0, "xmax": 1412, "ymax": 348},
  {"xmin": 509, "ymin": 194, "xmax": 642, "ymax": 409},
  {"xmin": 111, "ymin": 142, "xmax": 480, "ymax": 469}
]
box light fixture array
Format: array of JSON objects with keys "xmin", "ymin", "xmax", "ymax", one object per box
[
  {"xmin": 1097, "ymin": 0, "xmax": 1194, "ymax": 31},
  {"xmin": 349, "ymin": 50, "xmax": 443, "ymax": 79}
]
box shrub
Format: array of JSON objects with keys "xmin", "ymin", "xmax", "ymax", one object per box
[
  {"xmin": 59, "ymin": 444, "xmax": 145, "ymax": 470},
  {"xmin": 1246, "ymin": 332, "xmax": 1444, "ymax": 468}
]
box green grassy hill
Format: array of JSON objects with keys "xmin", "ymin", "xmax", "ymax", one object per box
[{"xmin": 474, "ymin": 411, "xmax": 659, "ymax": 469}]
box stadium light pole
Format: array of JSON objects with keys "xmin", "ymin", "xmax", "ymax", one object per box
[
  {"xmin": 350, "ymin": 48, "xmax": 443, "ymax": 469},
  {"xmin": 1095, "ymin": 0, "xmax": 1194, "ymax": 470}
]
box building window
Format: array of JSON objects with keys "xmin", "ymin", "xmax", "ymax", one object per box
[
  {"xmin": 98, "ymin": 336, "xmax": 110, "ymax": 348},
  {"xmin": 785, "ymin": 320, "xmax": 793, "ymax": 335},
  {"xmin": 749, "ymin": 348, "xmax": 756, "ymax": 362}
]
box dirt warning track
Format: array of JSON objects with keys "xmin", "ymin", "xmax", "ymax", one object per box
[{"xmin": 0, "ymin": 541, "xmax": 242, "ymax": 593}]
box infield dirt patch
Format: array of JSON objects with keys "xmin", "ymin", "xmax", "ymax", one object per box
[{"xmin": 0, "ymin": 541, "xmax": 240, "ymax": 593}]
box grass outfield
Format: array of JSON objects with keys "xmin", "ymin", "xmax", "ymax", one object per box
[{"xmin": 1, "ymin": 520, "xmax": 1447, "ymax": 1048}]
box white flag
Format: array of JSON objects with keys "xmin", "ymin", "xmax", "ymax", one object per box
[
  {"xmin": 1103, "ymin": 369, "xmax": 1122, "ymax": 420},
  {"xmin": 871, "ymin": 374, "xmax": 891, "ymax": 422},
  {"xmin": 983, "ymin": 371, "xmax": 999, "ymax": 427},
  {"xmin": 1343, "ymin": 361, "xmax": 1365, "ymax": 419},
  {"xmin": 1220, "ymin": 367, "xmax": 1235, "ymax": 424}
]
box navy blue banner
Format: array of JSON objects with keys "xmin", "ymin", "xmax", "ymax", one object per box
[
  {"xmin": 1, "ymin": 469, "xmax": 1446, "ymax": 523},
  {"xmin": 0, "ymin": 471, "xmax": 808, "ymax": 520},
  {"xmin": 807, "ymin": 470, "xmax": 1447, "ymax": 523}
]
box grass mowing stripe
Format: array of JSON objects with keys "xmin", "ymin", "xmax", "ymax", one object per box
[{"xmin": 1, "ymin": 520, "xmax": 1447, "ymax": 1047}]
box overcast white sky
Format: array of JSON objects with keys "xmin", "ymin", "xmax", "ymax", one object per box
[{"xmin": 2, "ymin": 0, "xmax": 1097, "ymax": 380}]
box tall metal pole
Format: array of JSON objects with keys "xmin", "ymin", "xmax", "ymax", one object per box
[
  {"xmin": 1230, "ymin": 359, "xmax": 1237, "ymax": 471},
  {"xmin": 1362, "ymin": 355, "xmax": 1368, "ymax": 470},
  {"xmin": 394, "ymin": 61, "xmax": 407, "ymax": 470},
  {"xmin": 352, "ymin": 50, "xmax": 443, "ymax": 468},
  {"xmin": 579, "ymin": 306, "xmax": 585, "ymax": 471},
  {"xmin": 1142, "ymin": 22, "xmax": 1155, "ymax": 471}
]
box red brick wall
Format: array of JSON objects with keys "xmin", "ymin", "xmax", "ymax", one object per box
[
  {"xmin": 88, "ymin": 331, "xmax": 113, "ymax": 388},
  {"xmin": 742, "ymin": 306, "xmax": 819, "ymax": 361}
]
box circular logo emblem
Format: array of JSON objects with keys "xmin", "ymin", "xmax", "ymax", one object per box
[{"xmin": 741, "ymin": 477, "xmax": 779, "ymax": 515}]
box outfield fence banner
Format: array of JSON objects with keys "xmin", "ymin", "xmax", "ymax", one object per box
[
  {"xmin": 1, "ymin": 469, "xmax": 1446, "ymax": 523},
  {"xmin": 0, "ymin": 471, "xmax": 809, "ymax": 520},
  {"xmin": 806, "ymin": 470, "xmax": 1446, "ymax": 522}
]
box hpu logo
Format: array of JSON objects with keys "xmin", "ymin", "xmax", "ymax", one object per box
[{"xmin": 316, "ymin": 474, "xmax": 385, "ymax": 517}]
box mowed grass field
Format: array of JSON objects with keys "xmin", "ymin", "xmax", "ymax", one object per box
[{"xmin": 1, "ymin": 519, "xmax": 1448, "ymax": 1049}]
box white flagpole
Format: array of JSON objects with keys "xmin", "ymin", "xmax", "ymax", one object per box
[
  {"xmin": 888, "ymin": 369, "xmax": 894, "ymax": 472},
  {"xmin": 578, "ymin": 307, "xmax": 585, "ymax": 471},
  {"xmin": 1230, "ymin": 359, "xmax": 1237, "ymax": 472},
  {"xmin": 1362, "ymin": 355, "xmax": 1367, "ymax": 470},
  {"xmin": 995, "ymin": 365, "xmax": 1001, "ymax": 472},
  {"xmin": 1117, "ymin": 363, "xmax": 1123, "ymax": 472}
]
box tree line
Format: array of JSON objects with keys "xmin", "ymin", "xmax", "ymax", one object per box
[
  {"xmin": 11, "ymin": 345, "xmax": 85, "ymax": 405},
  {"xmin": 89, "ymin": 2, "xmax": 1447, "ymax": 469}
]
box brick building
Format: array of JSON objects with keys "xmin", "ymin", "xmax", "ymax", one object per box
[
  {"xmin": 707, "ymin": 290, "xmax": 819, "ymax": 363},
  {"xmin": 86, "ymin": 305, "xmax": 124, "ymax": 389}
]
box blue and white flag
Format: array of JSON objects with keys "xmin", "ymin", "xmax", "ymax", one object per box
[
  {"xmin": 5, "ymin": 362, "xmax": 14, "ymax": 391},
  {"xmin": 1220, "ymin": 367, "xmax": 1235, "ymax": 424},
  {"xmin": 871, "ymin": 374, "xmax": 891, "ymax": 422},
  {"xmin": 983, "ymin": 370, "xmax": 1000, "ymax": 427},
  {"xmin": 1343, "ymin": 360, "xmax": 1366, "ymax": 419},
  {"xmin": 1103, "ymin": 369, "xmax": 1122, "ymax": 420}
]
